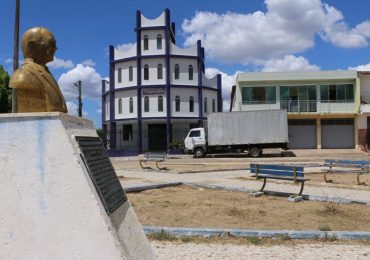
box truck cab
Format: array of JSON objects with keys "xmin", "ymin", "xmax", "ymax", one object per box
[{"xmin": 184, "ymin": 128, "xmax": 207, "ymax": 158}]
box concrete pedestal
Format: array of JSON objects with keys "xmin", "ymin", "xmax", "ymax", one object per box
[{"xmin": 0, "ymin": 113, "xmax": 154, "ymax": 259}]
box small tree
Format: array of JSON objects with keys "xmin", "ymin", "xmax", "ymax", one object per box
[{"xmin": 0, "ymin": 65, "xmax": 11, "ymax": 113}]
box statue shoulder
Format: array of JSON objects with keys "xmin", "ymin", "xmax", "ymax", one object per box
[{"xmin": 9, "ymin": 66, "xmax": 40, "ymax": 90}]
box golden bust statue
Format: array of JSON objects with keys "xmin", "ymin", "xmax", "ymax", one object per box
[{"xmin": 9, "ymin": 27, "xmax": 68, "ymax": 113}]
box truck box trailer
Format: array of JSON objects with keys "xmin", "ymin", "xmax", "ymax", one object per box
[{"xmin": 184, "ymin": 110, "xmax": 288, "ymax": 158}]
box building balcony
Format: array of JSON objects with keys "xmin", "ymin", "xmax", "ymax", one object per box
[{"xmin": 239, "ymin": 100, "xmax": 357, "ymax": 114}]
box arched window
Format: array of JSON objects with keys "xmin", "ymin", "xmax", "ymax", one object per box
[
  {"xmin": 204, "ymin": 97, "xmax": 208, "ymax": 113},
  {"xmin": 189, "ymin": 96, "xmax": 194, "ymax": 112},
  {"xmin": 188, "ymin": 65, "xmax": 193, "ymax": 80},
  {"xmin": 157, "ymin": 34, "xmax": 162, "ymax": 49},
  {"xmin": 118, "ymin": 68, "xmax": 122, "ymax": 83},
  {"xmin": 175, "ymin": 95, "xmax": 180, "ymax": 112},
  {"xmin": 129, "ymin": 97, "xmax": 133, "ymax": 113},
  {"xmin": 174, "ymin": 64, "xmax": 180, "ymax": 80},
  {"xmin": 143, "ymin": 35, "xmax": 149, "ymax": 50},
  {"xmin": 143, "ymin": 64, "xmax": 149, "ymax": 80},
  {"xmin": 118, "ymin": 98, "xmax": 122, "ymax": 114},
  {"xmin": 157, "ymin": 64, "xmax": 163, "ymax": 80},
  {"xmin": 129, "ymin": 66, "xmax": 133, "ymax": 82},
  {"xmin": 144, "ymin": 96, "xmax": 149, "ymax": 112},
  {"xmin": 158, "ymin": 96, "xmax": 163, "ymax": 112}
]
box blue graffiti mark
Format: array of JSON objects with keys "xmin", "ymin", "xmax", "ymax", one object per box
[{"xmin": 36, "ymin": 119, "xmax": 50, "ymax": 213}]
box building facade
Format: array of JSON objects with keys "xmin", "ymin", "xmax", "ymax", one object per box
[
  {"xmin": 102, "ymin": 9, "xmax": 222, "ymax": 154},
  {"xmin": 231, "ymin": 70, "xmax": 370, "ymax": 150}
]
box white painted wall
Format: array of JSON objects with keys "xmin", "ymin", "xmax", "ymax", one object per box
[
  {"xmin": 170, "ymin": 88, "xmax": 199, "ymax": 117},
  {"xmin": 114, "ymin": 43, "xmax": 137, "ymax": 59},
  {"xmin": 141, "ymin": 29, "xmax": 166, "ymax": 56},
  {"xmin": 115, "ymin": 89, "xmax": 138, "ymax": 119},
  {"xmin": 115, "ymin": 60, "xmax": 137, "ymax": 88},
  {"xmin": 141, "ymin": 57, "xmax": 166, "ymax": 85},
  {"xmin": 170, "ymin": 42, "xmax": 197, "ymax": 56},
  {"xmin": 170, "ymin": 58, "xmax": 198, "ymax": 86},
  {"xmin": 141, "ymin": 12, "xmax": 165, "ymax": 27},
  {"xmin": 202, "ymin": 89, "xmax": 218, "ymax": 115},
  {"xmin": 360, "ymin": 74, "xmax": 370, "ymax": 103},
  {"xmin": 202, "ymin": 73, "xmax": 218, "ymax": 89},
  {"xmin": 106, "ymin": 100, "xmax": 110, "ymax": 119},
  {"xmin": 141, "ymin": 93, "xmax": 167, "ymax": 118}
]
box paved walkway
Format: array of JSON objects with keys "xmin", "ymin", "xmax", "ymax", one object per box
[
  {"xmin": 151, "ymin": 241, "xmax": 370, "ymax": 260},
  {"xmin": 118, "ymin": 169, "xmax": 370, "ymax": 203}
]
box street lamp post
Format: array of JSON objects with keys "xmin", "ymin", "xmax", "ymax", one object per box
[{"xmin": 74, "ymin": 80, "xmax": 82, "ymax": 117}]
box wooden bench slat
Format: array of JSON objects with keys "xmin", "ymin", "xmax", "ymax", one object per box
[
  {"xmin": 250, "ymin": 164, "xmax": 304, "ymax": 177},
  {"xmin": 250, "ymin": 174, "xmax": 308, "ymax": 181}
]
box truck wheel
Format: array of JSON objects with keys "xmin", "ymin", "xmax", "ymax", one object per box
[
  {"xmin": 194, "ymin": 148, "xmax": 205, "ymax": 158},
  {"xmin": 249, "ymin": 147, "xmax": 262, "ymax": 157}
]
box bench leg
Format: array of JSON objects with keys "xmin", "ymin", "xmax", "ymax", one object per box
[
  {"xmin": 156, "ymin": 161, "xmax": 168, "ymax": 170},
  {"xmin": 139, "ymin": 160, "xmax": 152, "ymax": 170},
  {"xmin": 298, "ymin": 182, "xmax": 305, "ymax": 195},
  {"xmin": 323, "ymin": 172, "xmax": 332, "ymax": 183},
  {"xmin": 357, "ymin": 174, "xmax": 366, "ymax": 185},
  {"xmin": 258, "ymin": 178, "xmax": 267, "ymax": 192}
]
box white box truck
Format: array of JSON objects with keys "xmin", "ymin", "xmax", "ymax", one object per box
[{"xmin": 184, "ymin": 110, "xmax": 288, "ymax": 158}]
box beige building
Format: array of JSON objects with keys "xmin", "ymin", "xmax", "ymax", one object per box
[{"xmin": 231, "ymin": 70, "xmax": 370, "ymax": 150}]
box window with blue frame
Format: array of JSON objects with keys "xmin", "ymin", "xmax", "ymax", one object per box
[
  {"xmin": 320, "ymin": 84, "xmax": 354, "ymax": 102},
  {"xmin": 241, "ymin": 86, "xmax": 276, "ymax": 104}
]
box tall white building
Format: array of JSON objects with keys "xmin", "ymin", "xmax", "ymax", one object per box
[{"xmin": 102, "ymin": 9, "xmax": 222, "ymax": 154}]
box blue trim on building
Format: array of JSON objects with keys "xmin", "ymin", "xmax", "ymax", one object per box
[
  {"xmin": 165, "ymin": 8, "xmax": 172, "ymax": 151},
  {"xmin": 102, "ymin": 80, "xmax": 106, "ymax": 123},
  {"xmin": 112, "ymin": 54, "xmax": 198, "ymax": 64},
  {"xmin": 217, "ymin": 74, "xmax": 222, "ymax": 112},
  {"xmin": 136, "ymin": 10, "xmax": 143, "ymax": 154},
  {"xmin": 137, "ymin": 25, "xmax": 167, "ymax": 31},
  {"xmin": 197, "ymin": 40, "xmax": 203, "ymax": 127},
  {"xmin": 109, "ymin": 45, "xmax": 116, "ymax": 149},
  {"xmin": 112, "ymin": 84, "xmax": 218, "ymax": 93}
]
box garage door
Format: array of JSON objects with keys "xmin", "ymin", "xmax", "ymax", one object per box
[
  {"xmin": 288, "ymin": 119, "xmax": 317, "ymax": 149},
  {"xmin": 321, "ymin": 119, "xmax": 354, "ymax": 148}
]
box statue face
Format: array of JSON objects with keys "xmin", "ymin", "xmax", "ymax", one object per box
[{"xmin": 45, "ymin": 36, "xmax": 57, "ymax": 63}]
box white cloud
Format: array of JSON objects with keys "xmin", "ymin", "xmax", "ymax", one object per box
[
  {"xmin": 47, "ymin": 57, "xmax": 74, "ymax": 69},
  {"xmin": 81, "ymin": 59, "xmax": 96, "ymax": 67},
  {"xmin": 5, "ymin": 58, "xmax": 12, "ymax": 64},
  {"xmin": 66, "ymin": 101, "xmax": 88, "ymax": 117},
  {"xmin": 348, "ymin": 62, "xmax": 370, "ymax": 71},
  {"xmin": 205, "ymin": 68, "xmax": 240, "ymax": 111},
  {"xmin": 182, "ymin": 0, "xmax": 370, "ymax": 65},
  {"xmin": 261, "ymin": 55, "xmax": 320, "ymax": 72},
  {"xmin": 58, "ymin": 64, "xmax": 103, "ymax": 101},
  {"xmin": 116, "ymin": 43, "xmax": 135, "ymax": 52}
]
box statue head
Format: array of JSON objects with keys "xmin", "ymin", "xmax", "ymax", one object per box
[{"xmin": 21, "ymin": 27, "xmax": 57, "ymax": 65}]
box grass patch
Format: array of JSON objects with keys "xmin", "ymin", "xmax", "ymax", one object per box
[
  {"xmin": 147, "ymin": 230, "xmax": 177, "ymax": 241},
  {"xmin": 128, "ymin": 185, "xmax": 370, "ymax": 231}
]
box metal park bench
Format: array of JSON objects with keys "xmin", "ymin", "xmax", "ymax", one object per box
[
  {"xmin": 322, "ymin": 159, "xmax": 369, "ymax": 185},
  {"xmin": 250, "ymin": 164, "xmax": 309, "ymax": 195},
  {"xmin": 139, "ymin": 152, "xmax": 167, "ymax": 170}
]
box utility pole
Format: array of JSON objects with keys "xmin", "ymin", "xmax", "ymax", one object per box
[
  {"xmin": 12, "ymin": 0, "xmax": 20, "ymax": 112},
  {"xmin": 74, "ymin": 80, "xmax": 82, "ymax": 117}
]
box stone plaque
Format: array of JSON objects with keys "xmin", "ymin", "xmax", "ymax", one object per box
[{"xmin": 76, "ymin": 136, "xmax": 127, "ymax": 214}]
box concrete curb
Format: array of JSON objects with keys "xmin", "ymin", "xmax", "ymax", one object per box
[
  {"xmin": 143, "ymin": 226, "xmax": 370, "ymax": 240},
  {"xmin": 124, "ymin": 182, "xmax": 182, "ymax": 193}
]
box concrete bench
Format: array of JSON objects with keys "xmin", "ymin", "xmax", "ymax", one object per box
[
  {"xmin": 139, "ymin": 152, "xmax": 167, "ymax": 170},
  {"xmin": 322, "ymin": 159, "xmax": 369, "ymax": 185},
  {"xmin": 250, "ymin": 164, "xmax": 309, "ymax": 195}
]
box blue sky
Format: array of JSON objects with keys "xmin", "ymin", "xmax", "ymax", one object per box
[{"xmin": 1, "ymin": 0, "xmax": 370, "ymax": 128}]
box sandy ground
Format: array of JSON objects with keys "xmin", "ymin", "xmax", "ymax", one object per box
[{"xmin": 112, "ymin": 149, "xmax": 370, "ymax": 259}]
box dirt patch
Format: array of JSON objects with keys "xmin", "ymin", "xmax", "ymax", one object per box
[{"xmin": 128, "ymin": 185, "xmax": 370, "ymax": 231}]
